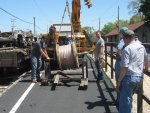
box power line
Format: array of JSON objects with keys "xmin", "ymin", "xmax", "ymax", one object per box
[
  {"xmin": 35, "ymin": 25, "xmax": 45, "ymax": 32},
  {"xmin": 0, "ymin": 7, "xmax": 46, "ymax": 33},
  {"xmin": 0, "ymin": 23, "xmax": 11, "ymax": 27},
  {"xmin": 32, "ymin": 0, "xmax": 52, "ymax": 24},
  {"xmin": 0, "ymin": 7, "xmax": 33, "ymax": 24}
]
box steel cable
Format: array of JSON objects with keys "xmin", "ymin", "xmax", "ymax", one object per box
[{"xmin": 56, "ymin": 44, "xmax": 79, "ymax": 70}]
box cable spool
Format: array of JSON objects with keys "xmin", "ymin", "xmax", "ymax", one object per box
[{"xmin": 56, "ymin": 42, "xmax": 79, "ymax": 70}]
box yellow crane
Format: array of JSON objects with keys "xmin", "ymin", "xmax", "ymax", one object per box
[
  {"xmin": 43, "ymin": 0, "xmax": 93, "ymax": 66},
  {"xmin": 43, "ymin": 0, "xmax": 93, "ymax": 58},
  {"xmin": 72, "ymin": 0, "xmax": 92, "ymax": 33},
  {"xmin": 41, "ymin": 0, "xmax": 93, "ymax": 89}
]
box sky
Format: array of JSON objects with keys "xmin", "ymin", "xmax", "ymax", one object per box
[{"xmin": 0, "ymin": 0, "xmax": 133, "ymax": 35}]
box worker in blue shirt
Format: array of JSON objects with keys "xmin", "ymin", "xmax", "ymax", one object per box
[{"xmin": 30, "ymin": 37, "xmax": 50, "ymax": 83}]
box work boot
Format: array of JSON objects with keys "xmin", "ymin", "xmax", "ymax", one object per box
[{"xmin": 32, "ymin": 80, "xmax": 37, "ymax": 83}]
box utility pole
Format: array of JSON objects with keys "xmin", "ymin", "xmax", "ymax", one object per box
[
  {"xmin": 11, "ymin": 19, "xmax": 16, "ymax": 33},
  {"xmin": 118, "ymin": 6, "xmax": 120, "ymax": 36},
  {"xmin": 99, "ymin": 17, "xmax": 100, "ymax": 31},
  {"xmin": 33, "ymin": 17, "xmax": 35, "ymax": 36},
  {"xmin": 47, "ymin": 25, "xmax": 49, "ymax": 33}
]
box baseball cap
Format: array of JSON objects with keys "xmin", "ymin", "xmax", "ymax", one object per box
[
  {"xmin": 119, "ymin": 27, "xmax": 128, "ymax": 35},
  {"xmin": 123, "ymin": 29, "xmax": 135, "ymax": 36}
]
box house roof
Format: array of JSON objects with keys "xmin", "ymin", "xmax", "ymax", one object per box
[{"xmin": 106, "ymin": 21, "xmax": 144, "ymax": 37}]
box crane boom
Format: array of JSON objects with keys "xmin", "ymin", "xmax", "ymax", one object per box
[
  {"xmin": 71, "ymin": 0, "xmax": 81, "ymax": 33},
  {"xmin": 71, "ymin": 0, "xmax": 92, "ymax": 33}
]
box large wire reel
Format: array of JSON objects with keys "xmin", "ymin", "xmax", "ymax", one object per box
[{"xmin": 56, "ymin": 42, "xmax": 79, "ymax": 70}]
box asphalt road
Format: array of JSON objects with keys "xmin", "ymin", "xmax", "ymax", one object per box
[{"xmin": 0, "ymin": 56, "xmax": 118, "ymax": 113}]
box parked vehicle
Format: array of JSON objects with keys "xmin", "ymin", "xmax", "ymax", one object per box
[{"xmin": 0, "ymin": 30, "xmax": 33, "ymax": 73}]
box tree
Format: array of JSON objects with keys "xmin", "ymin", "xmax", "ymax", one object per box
[
  {"xmin": 83, "ymin": 26, "xmax": 92, "ymax": 35},
  {"xmin": 139, "ymin": 0, "xmax": 150, "ymax": 24},
  {"xmin": 101, "ymin": 20, "xmax": 129, "ymax": 37},
  {"xmin": 82, "ymin": 26, "xmax": 97, "ymax": 44},
  {"xmin": 129, "ymin": 14, "xmax": 143, "ymax": 24},
  {"xmin": 128, "ymin": 0, "xmax": 144, "ymax": 21},
  {"xmin": 101, "ymin": 22, "xmax": 116, "ymax": 36},
  {"xmin": 128, "ymin": 0, "xmax": 141, "ymax": 15},
  {"xmin": 116, "ymin": 20, "xmax": 129, "ymax": 28},
  {"xmin": 128, "ymin": 0, "xmax": 150, "ymax": 25}
]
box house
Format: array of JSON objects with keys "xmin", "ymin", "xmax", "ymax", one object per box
[{"xmin": 106, "ymin": 21, "xmax": 150, "ymax": 43}]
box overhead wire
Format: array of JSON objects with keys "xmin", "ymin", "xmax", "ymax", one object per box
[
  {"xmin": 0, "ymin": 7, "xmax": 33, "ymax": 24},
  {"xmin": 35, "ymin": 25, "xmax": 45, "ymax": 32},
  {"xmin": 0, "ymin": 23, "xmax": 11, "ymax": 27},
  {"xmin": 0, "ymin": 7, "xmax": 46, "ymax": 33},
  {"xmin": 32, "ymin": 0, "xmax": 53, "ymax": 27}
]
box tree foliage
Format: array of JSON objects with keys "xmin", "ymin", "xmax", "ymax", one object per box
[
  {"xmin": 101, "ymin": 22, "xmax": 116, "ymax": 36},
  {"xmin": 129, "ymin": 14, "xmax": 143, "ymax": 24},
  {"xmin": 83, "ymin": 26, "xmax": 92, "ymax": 34},
  {"xmin": 139, "ymin": 0, "xmax": 150, "ymax": 24},
  {"xmin": 128, "ymin": 0, "xmax": 150, "ymax": 24},
  {"xmin": 117, "ymin": 20, "xmax": 129, "ymax": 28},
  {"xmin": 101, "ymin": 20, "xmax": 129, "ymax": 36},
  {"xmin": 83, "ymin": 26, "xmax": 95, "ymax": 38},
  {"xmin": 128, "ymin": 0, "xmax": 141, "ymax": 15},
  {"xmin": 83, "ymin": 26, "xmax": 97, "ymax": 43}
]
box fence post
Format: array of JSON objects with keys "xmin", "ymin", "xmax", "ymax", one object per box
[
  {"xmin": 110, "ymin": 43, "xmax": 114, "ymax": 79},
  {"xmin": 137, "ymin": 82, "xmax": 143, "ymax": 113},
  {"xmin": 105, "ymin": 44, "xmax": 107, "ymax": 71}
]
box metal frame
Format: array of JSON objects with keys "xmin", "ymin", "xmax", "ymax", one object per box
[{"xmin": 41, "ymin": 54, "xmax": 88, "ymax": 90}]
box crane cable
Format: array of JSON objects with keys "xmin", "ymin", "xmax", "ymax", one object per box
[
  {"xmin": 59, "ymin": 5, "xmax": 66, "ymax": 33},
  {"xmin": 66, "ymin": 0, "xmax": 75, "ymax": 40},
  {"xmin": 59, "ymin": 0, "xmax": 75, "ymax": 40}
]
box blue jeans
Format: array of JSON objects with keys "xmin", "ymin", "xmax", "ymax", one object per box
[
  {"xmin": 31, "ymin": 56, "xmax": 42, "ymax": 80},
  {"xmin": 115, "ymin": 59, "xmax": 121, "ymax": 81},
  {"xmin": 119, "ymin": 75, "xmax": 143, "ymax": 113},
  {"xmin": 96, "ymin": 58, "xmax": 105, "ymax": 80},
  {"xmin": 115, "ymin": 59, "xmax": 122, "ymax": 102}
]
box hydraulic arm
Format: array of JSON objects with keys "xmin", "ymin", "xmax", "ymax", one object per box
[{"xmin": 71, "ymin": 0, "xmax": 92, "ymax": 33}]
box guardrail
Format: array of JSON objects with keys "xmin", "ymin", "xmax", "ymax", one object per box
[{"xmin": 105, "ymin": 42, "xmax": 150, "ymax": 113}]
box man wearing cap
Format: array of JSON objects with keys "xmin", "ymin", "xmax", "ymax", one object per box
[
  {"xmin": 30, "ymin": 36, "xmax": 50, "ymax": 83},
  {"xmin": 116, "ymin": 29, "xmax": 148, "ymax": 113},
  {"xmin": 115, "ymin": 27, "xmax": 128, "ymax": 104}
]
